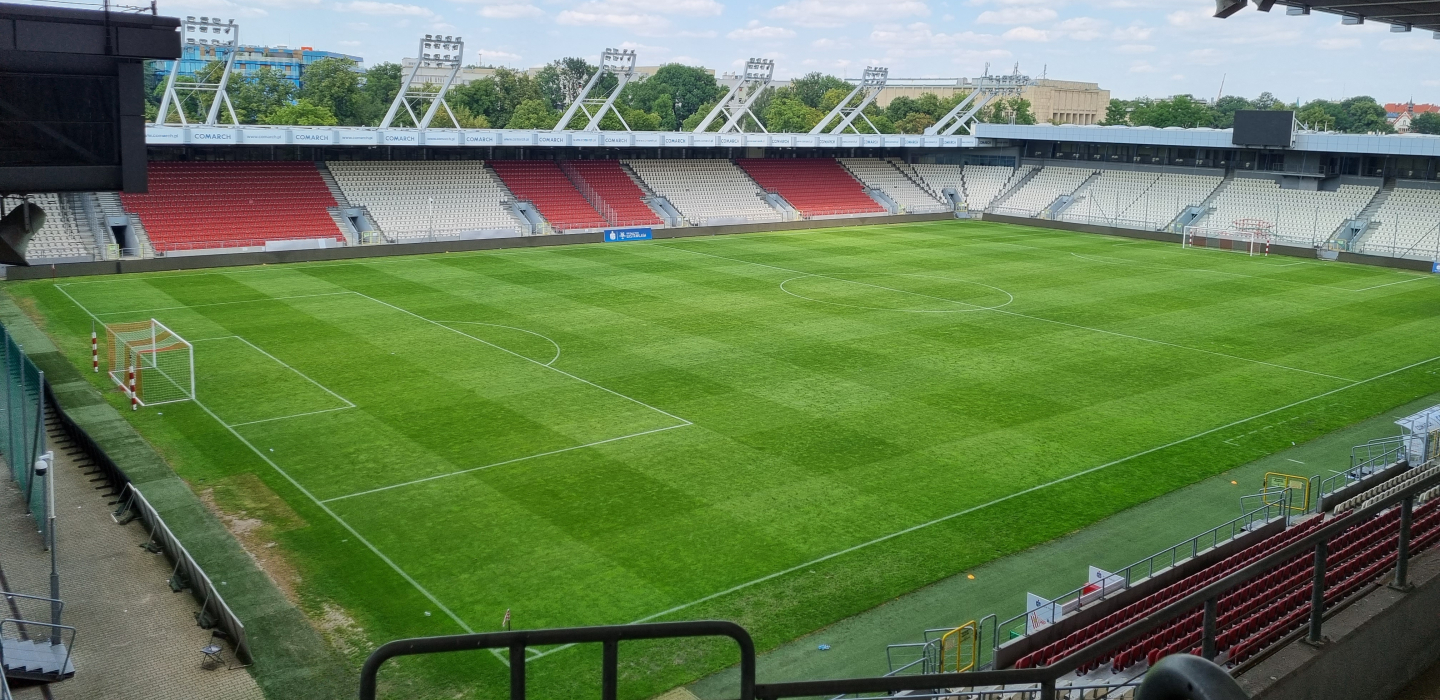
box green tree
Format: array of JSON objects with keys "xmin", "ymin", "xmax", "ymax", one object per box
[
  {"xmin": 298, "ymin": 57, "xmax": 363, "ymax": 125},
  {"xmin": 681, "ymin": 100, "xmax": 718, "ymax": 131},
  {"xmin": 1100, "ymin": 98, "xmax": 1130, "ymax": 126},
  {"xmin": 621, "ymin": 64, "xmax": 722, "ymax": 125},
  {"xmin": 1410, "ymin": 111, "xmax": 1440, "ymax": 135},
  {"xmin": 232, "ymin": 66, "xmax": 294, "ymax": 124},
  {"xmin": 789, "ymin": 72, "xmax": 851, "ymax": 108},
  {"xmin": 505, "ymin": 98, "xmax": 559, "ymax": 129},
  {"xmin": 763, "ymin": 95, "xmax": 823, "ymax": 132},
  {"xmin": 1212, "ymin": 95, "xmax": 1253, "ymax": 129},
  {"xmin": 451, "ymin": 68, "xmax": 542, "ymax": 129},
  {"xmin": 262, "ymin": 99, "xmax": 339, "ymax": 126},
  {"xmin": 431, "ymin": 103, "xmax": 491, "ymax": 129},
  {"xmin": 537, "ymin": 57, "xmax": 611, "ymax": 112},
  {"xmin": 650, "ymin": 94, "xmax": 676, "ymax": 131},
  {"xmin": 894, "ymin": 111, "xmax": 935, "ymax": 134},
  {"xmin": 356, "ymin": 62, "xmax": 403, "ymax": 125},
  {"xmin": 1297, "ymin": 97, "xmax": 1392, "ymax": 134},
  {"xmin": 1129, "ymin": 95, "xmax": 1216, "ymax": 128}
]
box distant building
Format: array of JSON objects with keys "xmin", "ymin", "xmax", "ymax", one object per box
[
  {"xmin": 152, "ymin": 44, "xmax": 364, "ymax": 86},
  {"xmin": 399, "ymin": 58, "xmax": 498, "ymax": 87},
  {"xmin": 872, "ymin": 79, "xmax": 1109, "ymax": 125},
  {"xmin": 1386, "ymin": 102, "xmax": 1440, "ymax": 133}
]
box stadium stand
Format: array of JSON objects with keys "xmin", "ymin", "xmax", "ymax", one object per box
[
  {"xmin": 839, "ymin": 158, "xmax": 950, "ymax": 214},
  {"xmin": 1193, "ymin": 176, "xmax": 1377, "ymax": 247},
  {"xmin": 1358, "ymin": 186, "xmax": 1440, "ymax": 258},
  {"xmin": 11, "ymin": 194, "xmax": 97, "ymax": 260},
  {"xmin": 561, "ymin": 160, "xmax": 664, "ymax": 227},
  {"xmin": 488, "ymin": 160, "xmax": 608, "ymax": 231},
  {"xmin": 994, "ymin": 166, "xmax": 1097, "ymax": 217},
  {"xmin": 1061, "ymin": 171, "xmax": 1224, "ymax": 230},
  {"xmin": 736, "ymin": 158, "xmax": 886, "ymax": 218},
  {"xmin": 327, "ymin": 161, "xmax": 519, "ymax": 240},
  {"xmin": 120, "ymin": 161, "xmax": 343, "ymax": 252},
  {"xmin": 624, "ymin": 159, "xmax": 783, "ymax": 226}
]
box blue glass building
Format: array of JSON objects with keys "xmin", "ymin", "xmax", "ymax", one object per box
[{"xmin": 152, "ymin": 44, "xmax": 364, "ymax": 86}]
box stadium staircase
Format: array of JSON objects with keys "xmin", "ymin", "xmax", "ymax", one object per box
[
  {"xmin": 1335, "ymin": 179, "xmax": 1395, "ymax": 250},
  {"xmin": 987, "ymin": 166, "xmax": 1042, "ymax": 211},
  {"xmin": 559, "ymin": 160, "xmax": 664, "ymax": 228},
  {"xmin": 489, "ymin": 160, "xmax": 607, "ymax": 231},
  {"xmin": 1, "ymin": 636, "xmax": 76, "ymax": 683},
  {"xmin": 885, "ymin": 158, "xmax": 944, "ymax": 201},
  {"xmin": 120, "ymin": 162, "xmax": 345, "ymax": 253},
  {"xmin": 735, "ymin": 158, "xmax": 886, "ymax": 219},
  {"xmin": 95, "ymin": 192, "xmax": 153, "ymax": 258}
]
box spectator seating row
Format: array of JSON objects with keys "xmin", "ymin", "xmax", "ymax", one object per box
[
  {"xmin": 327, "ymin": 160, "xmax": 518, "ymax": 239},
  {"xmin": 736, "ymin": 158, "xmax": 886, "ymax": 218},
  {"xmin": 997, "ymin": 167, "xmax": 1096, "ymax": 217},
  {"xmin": 1195, "ymin": 177, "xmax": 1377, "ymax": 246},
  {"xmin": 563, "ymin": 160, "xmax": 663, "ymax": 227},
  {"xmin": 1359, "ymin": 186, "xmax": 1440, "ymax": 258},
  {"xmin": 489, "ymin": 160, "xmax": 607, "ymax": 231},
  {"xmin": 7, "ymin": 193, "xmax": 97, "ymax": 260},
  {"xmin": 1334, "ymin": 462, "xmax": 1440, "ymax": 512},
  {"xmin": 838, "ymin": 158, "xmax": 950, "ymax": 214},
  {"xmin": 624, "ymin": 159, "xmax": 782, "ymax": 226},
  {"xmin": 121, "ymin": 161, "xmax": 342, "ymax": 252},
  {"xmin": 1060, "ymin": 171, "xmax": 1224, "ymax": 230}
]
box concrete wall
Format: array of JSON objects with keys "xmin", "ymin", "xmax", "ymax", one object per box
[
  {"xmin": 1237, "ymin": 547, "xmax": 1440, "ymax": 700},
  {"xmin": 5, "ymin": 212, "xmax": 955, "ymax": 281}
]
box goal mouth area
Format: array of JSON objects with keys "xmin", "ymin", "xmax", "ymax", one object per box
[{"xmin": 104, "ymin": 319, "xmax": 195, "ymax": 407}]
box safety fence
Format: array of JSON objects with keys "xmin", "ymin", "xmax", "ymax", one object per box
[{"xmin": 0, "ymin": 324, "xmax": 50, "ymax": 544}]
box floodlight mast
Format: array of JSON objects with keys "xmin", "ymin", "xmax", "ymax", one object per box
[
  {"xmin": 810, "ymin": 66, "xmax": 888, "ymax": 135},
  {"xmin": 553, "ymin": 49, "xmax": 639, "ymax": 131},
  {"xmin": 381, "ymin": 35, "xmax": 465, "ymax": 129},
  {"xmin": 693, "ymin": 58, "xmax": 775, "ymax": 133},
  {"xmin": 925, "ymin": 64, "xmax": 1035, "ymax": 136},
  {"xmin": 155, "ymin": 17, "xmax": 241, "ymax": 126}
]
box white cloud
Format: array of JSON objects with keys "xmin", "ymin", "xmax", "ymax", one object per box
[
  {"xmin": 728, "ymin": 20, "xmax": 795, "ymax": 39},
  {"xmin": 976, "ymin": 6, "xmax": 1054, "ymax": 24},
  {"xmin": 1129, "ymin": 60, "xmax": 1158, "ymax": 73},
  {"xmin": 1109, "ymin": 24, "xmax": 1152, "ymax": 41},
  {"xmin": 555, "ymin": 8, "xmax": 669, "ymax": 32},
  {"xmin": 812, "ymin": 37, "xmax": 850, "ymax": 48},
  {"xmin": 1055, "ymin": 16, "xmax": 1106, "ymax": 40},
  {"xmin": 597, "ymin": 0, "xmax": 723, "ymax": 16},
  {"xmin": 1317, "ymin": 37, "xmax": 1361, "ymax": 50},
  {"xmin": 1166, "ymin": 8, "xmax": 1206, "ymax": 27},
  {"xmin": 1187, "ymin": 48, "xmax": 1224, "ymax": 65},
  {"xmin": 677, "ymin": 29, "xmax": 719, "ymax": 37},
  {"xmin": 481, "ymin": 3, "xmax": 542, "ymax": 17},
  {"xmin": 1115, "ymin": 44, "xmax": 1154, "ymax": 54},
  {"xmin": 333, "ymin": 1, "xmax": 435, "ymax": 17},
  {"xmin": 769, "ymin": 0, "xmax": 928, "ymax": 28},
  {"xmin": 476, "ymin": 48, "xmax": 523, "ymax": 62},
  {"xmin": 1001, "ymin": 25, "xmax": 1049, "ymax": 41}
]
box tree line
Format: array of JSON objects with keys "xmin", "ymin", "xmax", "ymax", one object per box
[
  {"xmin": 1100, "ymin": 92, "xmax": 1403, "ymax": 134},
  {"xmin": 146, "ymin": 56, "xmax": 1037, "ymax": 133}
]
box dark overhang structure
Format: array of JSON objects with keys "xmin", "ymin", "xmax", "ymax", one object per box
[{"xmin": 1215, "ymin": 0, "xmax": 1440, "ymax": 35}]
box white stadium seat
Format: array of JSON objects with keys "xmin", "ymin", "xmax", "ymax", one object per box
[
  {"xmin": 624, "ymin": 159, "xmax": 783, "ymax": 226},
  {"xmin": 326, "ymin": 161, "xmax": 521, "ymax": 239}
]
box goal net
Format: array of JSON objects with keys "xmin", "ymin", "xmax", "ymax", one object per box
[
  {"xmin": 1183, "ymin": 219, "xmax": 1274, "ymax": 256},
  {"xmin": 106, "ymin": 319, "xmax": 194, "ymax": 406}
]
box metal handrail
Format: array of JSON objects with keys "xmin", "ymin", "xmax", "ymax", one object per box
[
  {"xmin": 1320, "ymin": 437, "xmax": 1408, "ymax": 498},
  {"xmin": 359, "ymin": 621, "xmax": 755, "ymax": 700},
  {"xmin": 997, "ymin": 500, "xmax": 1288, "ymax": 645}
]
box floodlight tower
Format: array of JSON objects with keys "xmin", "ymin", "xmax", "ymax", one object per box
[
  {"xmin": 155, "ymin": 16, "xmax": 240, "ymax": 126},
  {"xmin": 380, "ymin": 34, "xmax": 465, "ymax": 129},
  {"xmin": 693, "ymin": 58, "xmax": 775, "ymax": 133},
  {"xmin": 553, "ymin": 49, "xmax": 639, "ymax": 132},
  {"xmin": 809, "ymin": 66, "xmax": 888, "ymax": 135},
  {"xmin": 925, "ymin": 64, "xmax": 1036, "ymax": 136}
]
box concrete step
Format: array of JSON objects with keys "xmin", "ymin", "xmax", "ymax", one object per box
[{"xmin": 2, "ymin": 637, "xmax": 75, "ymax": 680}]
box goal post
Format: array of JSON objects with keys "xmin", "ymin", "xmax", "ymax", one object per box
[
  {"xmin": 105, "ymin": 319, "xmax": 194, "ymax": 406},
  {"xmin": 1183, "ymin": 219, "xmax": 1273, "ymax": 256}
]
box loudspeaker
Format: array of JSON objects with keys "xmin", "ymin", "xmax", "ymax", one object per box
[
  {"xmin": 1214, "ymin": 0, "xmax": 1248, "ymax": 18},
  {"xmin": 1256, "ymin": 0, "xmax": 1277, "ymax": 11},
  {"xmin": 0, "ymin": 201, "xmax": 44, "ymax": 266}
]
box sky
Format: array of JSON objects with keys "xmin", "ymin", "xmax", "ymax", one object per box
[{"xmin": 148, "ymin": 0, "xmax": 1440, "ymax": 103}]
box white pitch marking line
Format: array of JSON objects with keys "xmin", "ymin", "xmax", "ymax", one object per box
[
  {"xmin": 321, "ymin": 423, "xmax": 690, "ymax": 503},
  {"xmin": 86, "ymin": 292, "xmax": 355, "ymax": 316},
  {"xmin": 664, "ymin": 245, "xmax": 1355, "ymax": 384},
  {"xmin": 436, "ymin": 321, "xmax": 562, "ymax": 367},
  {"xmin": 1072, "ymin": 252, "xmax": 1433, "ymax": 294},
  {"xmin": 1346, "ymin": 275, "xmax": 1429, "ymax": 292},
  {"xmin": 1286, "ymin": 458, "xmax": 1306, "ymax": 465},
  {"xmin": 226, "ymin": 406, "xmax": 354, "ymax": 428},
  {"xmin": 56, "ymin": 288, "xmax": 477, "ymax": 637},
  {"xmin": 348, "ymin": 291, "xmax": 693, "ymax": 428},
  {"xmin": 517, "ymin": 351, "xmax": 1440, "ymax": 665}
]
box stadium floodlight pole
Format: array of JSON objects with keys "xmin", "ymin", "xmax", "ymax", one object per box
[
  {"xmin": 810, "ymin": 66, "xmax": 888, "ymax": 135},
  {"xmin": 381, "ymin": 35, "xmax": 465, "ymax": 129},
  {"xmin": 694, "ymin": 59, "xmax": 775, "ymax": 133},
  {"xmin": 554, "ymin": 49, "xmax": 639, "ymax": 132},
  {"xmin": 157, "ymin": 17, "xmax": 242, "ymax": 126}
]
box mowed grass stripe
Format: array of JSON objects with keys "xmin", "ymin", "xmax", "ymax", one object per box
[{"xmin": 15, "ymin": 220, "xmax": 1440, "ymax": 700}]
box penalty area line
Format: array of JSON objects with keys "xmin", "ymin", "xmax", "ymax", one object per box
[{"xmin": 520, "ymin": 351, "xmax": 1440, "ymax": 667}]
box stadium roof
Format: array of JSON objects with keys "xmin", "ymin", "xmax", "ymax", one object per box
[
  {"xmin": 973, "ymin": 123, "xmax": 1440, "ymax": 156},
  {"xmin": 1216, "ymin": 0, "xmax": 1440, "ymax": 36}
]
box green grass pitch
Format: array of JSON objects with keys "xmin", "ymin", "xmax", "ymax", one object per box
[{"xmin": 9, "ymin": 220, "xmax": 1440, "ymax": 698}]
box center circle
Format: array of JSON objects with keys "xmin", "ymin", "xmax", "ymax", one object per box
[{"xmin": 779, "ymin": 273, "xmax": 1014, "ymax": 313}]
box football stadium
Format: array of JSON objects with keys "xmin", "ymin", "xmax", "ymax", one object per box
[{"xmin": 2, "ymin": 1, "xmax": 1440, "ymax": 699}]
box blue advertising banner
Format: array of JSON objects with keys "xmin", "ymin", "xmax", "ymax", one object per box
[
  {"xmin": 604, "ymin": 227, "xmax": 653, "ymax": 242},
  {"xmin": 1433, "ymin": 261, "xmax": 1439, "ymax": 274}
]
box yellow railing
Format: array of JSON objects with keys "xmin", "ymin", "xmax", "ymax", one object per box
[{"xmin": 939, "ymin": 620, "xmax": 978, "ymax": 673}]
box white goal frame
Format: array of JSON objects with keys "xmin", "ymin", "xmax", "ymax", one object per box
[
  {"xmin": 1182, "ymin": 220, "xmax": 1273, "ymax": 257},
  {"xmin": 106, "ymin": 319, "xmax": 195, "ymax": 406}
]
